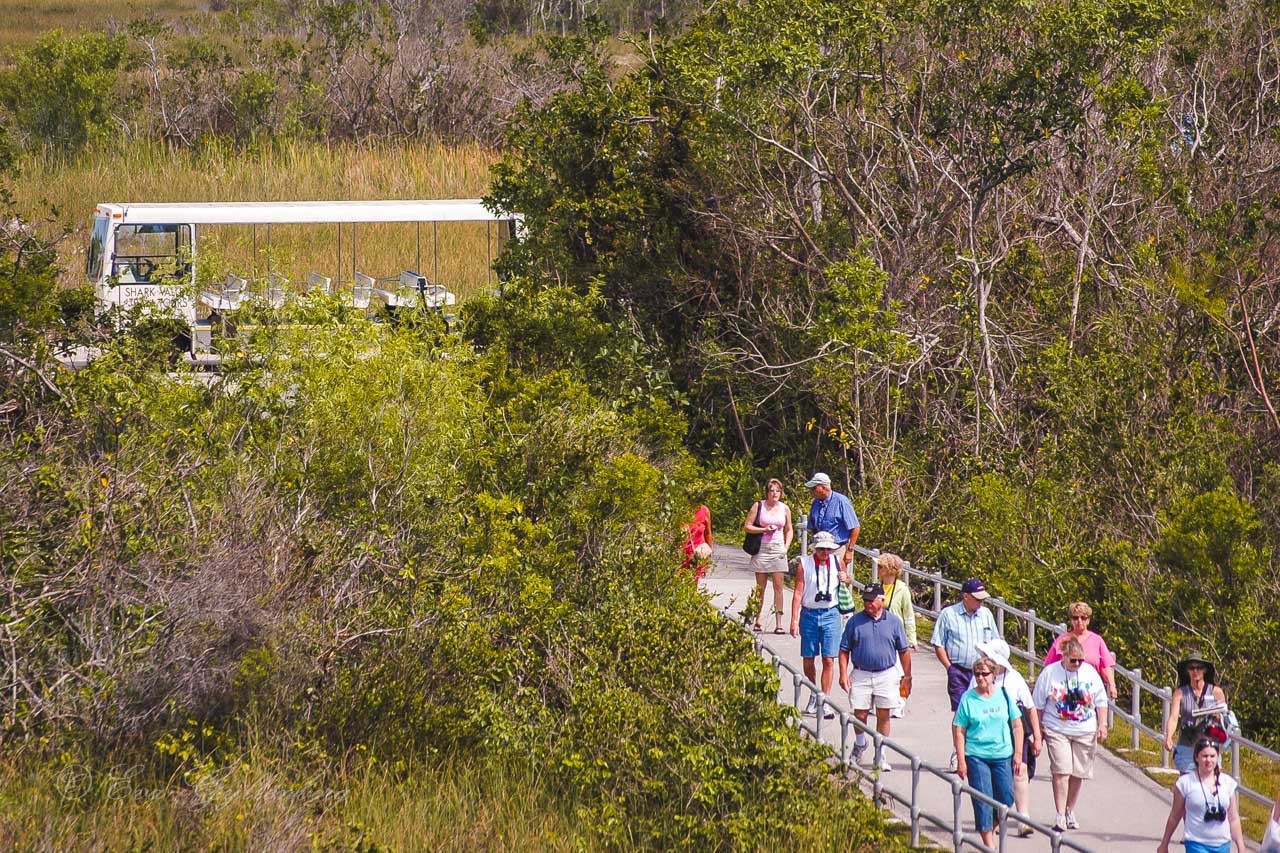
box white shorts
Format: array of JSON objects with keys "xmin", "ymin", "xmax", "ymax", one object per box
[{"xmin": 848, "ymin": 667, "xmax": 900, "ymax": 711}]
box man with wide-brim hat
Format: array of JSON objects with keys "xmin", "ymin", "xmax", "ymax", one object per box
[
  {"xmin": 790, "ymin": 530, "xmax": 844, "ymax": 719},
  {"xmin": 1164, "ymin": 650, "xmax": 1227, "ymax": 773}
]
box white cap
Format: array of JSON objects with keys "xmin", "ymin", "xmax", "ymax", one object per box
[{"xmin": 804, "ymin": 472, "xmax": 832, "ymax": 488}]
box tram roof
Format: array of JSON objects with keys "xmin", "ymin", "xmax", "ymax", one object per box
[{"xmin": 92, "ymin": 199, "xmax": 519, "ymax": 226}]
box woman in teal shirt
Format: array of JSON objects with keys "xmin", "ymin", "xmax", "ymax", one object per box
[{"xmin": 953, "ymin": 656, "xmax": 1025, "ymax": 847}]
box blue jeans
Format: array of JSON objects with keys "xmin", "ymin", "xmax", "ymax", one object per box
[
  {"xmin": 1174, "ymin": 743, "xmax": 1222, "ymax": 774},
  {"xmin": 799, "ymin": 607, "xmax": 841, "ymax": 659},
  {"xmin": 965, "ymin": 754, "xmax": 1014, "ymax": 832}
]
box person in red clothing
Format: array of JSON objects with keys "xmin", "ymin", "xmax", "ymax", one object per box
[{"xmin": 682, "ymin": 504, "xmax": 714, "ymax": 581}]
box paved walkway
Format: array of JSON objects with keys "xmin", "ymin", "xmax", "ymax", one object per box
[{"xmin": 702, "ymin": 544, "xmax": 1183, "ymax": 852}]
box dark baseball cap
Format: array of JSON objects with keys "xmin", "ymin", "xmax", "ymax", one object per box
[
  {"xmin": 861, "ymin": 583, "xmax": 885, "ymax": 600},
  {"xmin": 961, "ymin": 577, "xmax": 990, "ymax": 600}
]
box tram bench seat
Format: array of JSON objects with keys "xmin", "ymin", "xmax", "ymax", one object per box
[
  {"xmin": 375, "ymin": 270, "xmax": 456, "ymax": 309},
  {"xmin": 199, "ymin": 274, "xmax": 247, "ymax": 312},
  {"xmin": 307, "ymin": 272, "xmax": 333, "ymax": 295},
  {"xmin": 351, "ymin": 272, "xmax": 375, "ymax": 309}
]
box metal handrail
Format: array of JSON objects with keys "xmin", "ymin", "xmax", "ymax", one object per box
[
  {"xmin": 797, "ymin": 521, "xmax": 1278, "ymax": 808},
  {"xmin": 730, "ymin": 615, "xmax": 1092, "ymax": 852}
]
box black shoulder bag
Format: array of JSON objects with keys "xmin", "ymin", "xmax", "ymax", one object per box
[
  {"xmin": 742, "ymin": 502, "xmax": 764, "ymax": 555},
  {"xmin": 1003, "ymin": 684, "xmax": 1037, "ymax": 779}
]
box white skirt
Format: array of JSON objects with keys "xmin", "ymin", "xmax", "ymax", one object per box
[{"xmin": 749, "ymin": 537, "xmax": 788, "ymax": 574}]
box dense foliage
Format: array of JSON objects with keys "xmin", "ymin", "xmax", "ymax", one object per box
[
  {"xmin": 0, "ymin": 226, "xmax": 894, "ymax": 848},
  {"xmin": 487, "ymin": 0, "xmax": 1280, "ymax": 737},
  {"xmin": 0, "ymin": 0, "xmax": 701, "ymax": 154}
]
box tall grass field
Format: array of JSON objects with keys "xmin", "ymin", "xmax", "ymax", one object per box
[
  {"xmin": 0, "ymin": 0, "xmax": 204, "ymax": 50},
  {"xmin": 11, "ymin": 140, "xmax": 506, "ymax": 300}
]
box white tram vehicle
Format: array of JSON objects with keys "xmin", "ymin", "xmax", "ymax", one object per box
[{"xmin": 86, "ymin": 199, "xmax": 522, "ymax": 353}]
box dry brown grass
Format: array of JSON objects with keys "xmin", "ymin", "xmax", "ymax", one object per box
[
  {"xmin": 0, "ymin": 0, "xmax": 205, "ymax": 51},
  {"xmin": 11, "ymin": 139, "xmax": 507, "ymax": 299}
]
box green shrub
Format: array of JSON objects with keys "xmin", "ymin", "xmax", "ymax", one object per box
[{"xmin": 0, "ymin": 31, "xmax": 133, "ymax": 154}]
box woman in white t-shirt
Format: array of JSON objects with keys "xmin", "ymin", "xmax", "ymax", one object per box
[
  {"xmin": 1031, "ymin": 637, "xmax": 1109, "ymax": 832},
  {"xmin": 1157, "ymin": 738, "xmax": 1246, "ymax": 853}
]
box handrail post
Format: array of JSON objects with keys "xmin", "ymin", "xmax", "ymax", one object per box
[
  {"xmin": 994, "ymin": 597, "xmax": 1006, "ymax": 637},
  {"xmin": 872, "ymin": 733, "xmax": 884, "ymax": 801},
  {"xmin": 1161, "ymin": 690, "xmax": 1172, "ymax": 768},
  {"xmin": 1131, "ymin": 669, "xmax": 1142, "ymax": 753},
  {"xmin": 840, "ymin": 713, "xmax": 850, "ymax": 763},
  {"xmin": 933, "ymin": 576, "xmax": 942, "ymax": 613},
  {"xmin": 1026, "ymin": 610, "xmax": 1037, "ymax": 682},
  {"xmin": 1231, "ymin": 738, "xmax": 1241, "ymax": 781},
  {"xmin": 815, "ymin": 694, "xmax": 825, "ymax": 738},
  {"xmin": 868, "ymin": 547, "xmax": 881, "ymax": 587},
  {"xmin": 793, "ymin": 673, "xmax": 804, "ymax": 725},
  {"xmin": 910, "ymin": 758, "xmax": 922, "ymax": 848},
  {"xmin": 952, "ymin": 778, "xmax": 964, "ymax": 851},
  {"xmin": 997, "ymin": 804, "xmax": 1008, "ymax": 853}
]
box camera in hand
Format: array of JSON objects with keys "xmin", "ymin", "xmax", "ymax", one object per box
[{"xmin": 1203, "ymin": 803, "xmax": 1227, "ymax": 823}]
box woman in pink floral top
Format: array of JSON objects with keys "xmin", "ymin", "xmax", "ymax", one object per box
[{"xmin": 1044, "ymin": 601, "xmax": 1118, "ymax": 701}]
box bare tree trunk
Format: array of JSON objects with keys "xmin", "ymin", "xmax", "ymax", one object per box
[
  {"xmin": 725, "ymin": 380, "xmax": 753, "ymax": 458},
  {"xmin": 1068, "ymin": 218, "xmax": 1091, "ymax": 350},
  {"xmin": 965, "ymin": 202, "xmax": 999, "ymax": 445}
]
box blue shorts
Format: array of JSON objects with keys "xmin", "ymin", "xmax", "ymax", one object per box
[
  {"xmin": 1184, "ymin": 841, "xmax": 1230, "ymax": 853},
  {"xmin": 799, "ymin": 607, "xmax": 841, "ymax": 659}
]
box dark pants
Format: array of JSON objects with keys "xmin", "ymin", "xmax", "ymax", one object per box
[
  {"xmin": 947, "ymin": 664, "xmax": 972, "ymax": 711},
  {"xmin": 966, "ymin": 754, "xmax": 1014, "ymax": 832}
]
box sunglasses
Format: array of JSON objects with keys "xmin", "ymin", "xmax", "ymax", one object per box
[
  {"xmin": 1070, "ymin": 615, "xmax": 1090, "ymax": 621},
  {"xmin": 973, "ymin": 671, "xmax": 993, "ymax": 678},
  {"xmin": 1067, "ymin": 658, "xmax": 1085, "ymax": 664}
]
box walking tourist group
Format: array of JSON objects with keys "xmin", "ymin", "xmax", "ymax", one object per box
[{"xmin": 686, "ymin": 472, "xmax": 1280, "ymax": 852}]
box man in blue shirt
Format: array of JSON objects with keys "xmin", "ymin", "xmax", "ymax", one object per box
[
  {"xmin": 804, "ymin": 472, "xmax": 860, "ymax": 570},
  {"xmin": 932, "ymin": 577, "xmax": 1000, "ymax": 710},
  {"xmin": 839, "ymin": 584, "xmax": 911, "ymax": 770}
]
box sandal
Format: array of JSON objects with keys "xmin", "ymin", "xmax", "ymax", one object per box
[
  {"xmin": 752, "ymin": 623, "xmax": 764, "ymax": 633},
  {"xmin": 773, "ymin": 627, "xmax": 785, "ymax": 634}
]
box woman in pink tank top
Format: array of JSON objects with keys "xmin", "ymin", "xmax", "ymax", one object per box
[{"xmin": 744, "ymin": 478, "xmax": 794, "ymax": 633}]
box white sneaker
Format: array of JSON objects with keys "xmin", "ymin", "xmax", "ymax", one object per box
[
  {"xmin": 878, "ymin": 757, "xmax": 892, "ymax": 772},
  {"xmin": 1053, "ymin": 813, "xmax": 1067, "ymax": 832},
  {"xmin": 1014, "ymin": 824, "xmax": 1035, "ymax": 838},
  {"xmin": 947, "ymin": 751, "xmax": 958, "ymax": 773},
  {"xmin": 1065, "ymin": 811, "xmax": 1079, "ymax": 829},
  {"xmin": 804, "ymin": 696, "xmax": 818, "ymax": 715},
  {"xmin": 852, "ymin": 740, "xmax": 868, "ymax": 763}
]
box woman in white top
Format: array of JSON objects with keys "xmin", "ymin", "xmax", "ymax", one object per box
[
  {"xmin": 1157, "ymin": 737, "xmax": 1246, "ymax": 853},
  {"xmin": 968, "ymin": 639, "xmax": 1043, "ymax": 837},
  {"xmin": 1031, "ymin": 637, "xmax": 1109, "ymax": 832},
  {"xmin": 744, "ymin": 478, "xmax": 793, "ymax": 634},
  {"xmin": 1261, "ymin": 784, "xmax": 1280, "ymax": 853}
]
